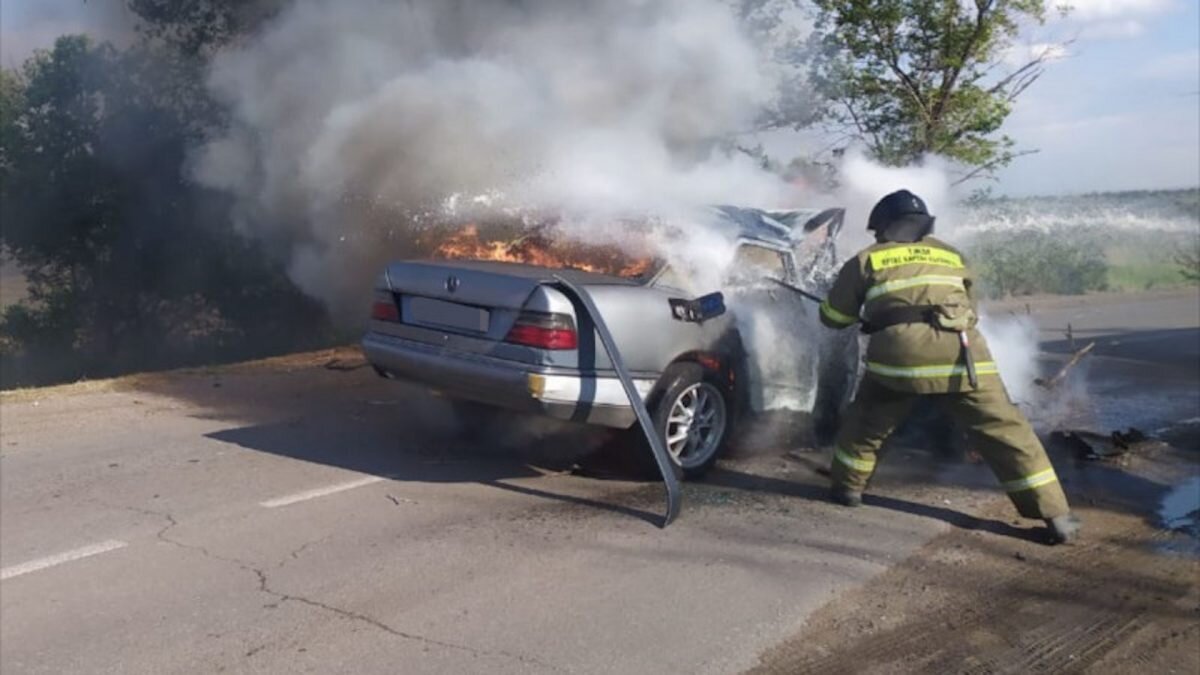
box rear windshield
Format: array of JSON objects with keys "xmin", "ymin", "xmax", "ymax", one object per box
[{"xmin": 422, "ymin": 218, "xmax": 662, "ymax": 281}]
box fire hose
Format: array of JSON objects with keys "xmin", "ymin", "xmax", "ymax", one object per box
[{"xmin": 768, "ymin": 277, "xmax": 824, "ymax": 305}]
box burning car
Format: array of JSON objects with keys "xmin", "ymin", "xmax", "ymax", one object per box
[{"xmin": 361, "ymin": 206, "xmax": 851, "ymax": 477}]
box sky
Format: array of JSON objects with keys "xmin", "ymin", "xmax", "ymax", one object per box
[
  {"xmin": 0, "ymin": 1, "xmax": 136, "ymax": 66},
  {"xmin": 993, "ymin": 0, "xmax": 1200, "ymax": 196},
  {"xmin": 0, "ymin": 0, "xmax": 1197, "ymax": 198}
]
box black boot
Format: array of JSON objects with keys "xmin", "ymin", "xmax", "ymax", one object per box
[
  {"xmin": 1044, "ymin": 513, "xmax": 1081, "ymax": 544},
  {"xmin": 830, "ymin": 486, "xmax": 863, "ymax": 507}
]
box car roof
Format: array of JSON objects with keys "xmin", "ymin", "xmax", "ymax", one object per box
[{"xmin": 707, "ymin": 205, "xmax": 823, "ymax": 247}]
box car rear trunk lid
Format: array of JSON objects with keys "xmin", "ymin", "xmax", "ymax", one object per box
[
  {"xmin": 386, "ymin": 260, "xmax": 546, "ymax": 310},
  {"xmin": 375, "ymin": 260, "xmax": 638, "ymax": 368}
]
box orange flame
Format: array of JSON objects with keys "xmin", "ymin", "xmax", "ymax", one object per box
[{"xmin": 430, "ymin": 224, "xmax": 655, "ymax": 279}]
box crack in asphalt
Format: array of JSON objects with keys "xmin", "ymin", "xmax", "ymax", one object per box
[
  {"xmin": 276, "ymin": 536, "xmax": 330, "ymax": 568},
  {"xmin": 250, "ymin": 569, "xmax": 566, "ymax": 672},
  {"xmin": 114, "ymin": 503, "xmax": 564, "ymax": 672},
  {"xmin": 244, "ymin": 644, "xmax": 266, "ymax": 658}
]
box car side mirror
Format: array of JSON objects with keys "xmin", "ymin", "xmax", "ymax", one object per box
[{"xmin": 669, "ymin": 292, "xmax": 726, "ymax": 324}]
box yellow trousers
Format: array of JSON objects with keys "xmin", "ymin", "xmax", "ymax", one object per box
[{"xmin": 830, "ymin": 378, "xmax": 1070, "ymax": 519}]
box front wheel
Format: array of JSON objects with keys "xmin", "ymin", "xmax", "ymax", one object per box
[{"xmin": 648, "ymin": 363, "xmax": 731, "ymax": 478}]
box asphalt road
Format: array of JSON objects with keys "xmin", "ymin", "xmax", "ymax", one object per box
[
  {"xmin": 989, "ymin": 288, "xmax": 1200, "ymax": 365},
  {"xmin": 1, "ymin": 354, "xmax": 961, "ymax": 675},
  {"xmin": 2, "ymin": 289, "xmax": 1196, "ymax": 674},
  {"xmin": 987, "ymin": 289, "xmax": 1200, "ymax": 431}
]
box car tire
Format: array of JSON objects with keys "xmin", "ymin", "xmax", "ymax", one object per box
[{"xmin": 642, "ymin": 362, "xmax": 732, "ymax": 479}]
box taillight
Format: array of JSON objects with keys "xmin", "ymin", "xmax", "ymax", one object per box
[
  {"xmin": 505, "ymin": 311, "xmax": 578, "ymax": 350},
  {"xmin": 371, "ymin": 292, "xmax": 399, "ymax": 322}
]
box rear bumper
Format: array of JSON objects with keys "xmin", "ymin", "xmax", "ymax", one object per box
[{"xmin": 361, "ymin": 331, "xmax": 655, "ymax": 428}]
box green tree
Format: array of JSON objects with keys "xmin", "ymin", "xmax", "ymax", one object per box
[
  {"xmin": 736, "ymin": 0, "xmax": 825, "ymax": 133},
  {"xmin": 0, "ymin": 69, "xmax": 25, "ymax": 175},
  {"xmin": 0, "ymin": 36, "xmax": 328, "ymax": 386},
  {"xmin": 128, "ymin": 0, "xmax": 286, "ymax": 54},
  {"xmin": 811, "ymin": 0, "xmax": 1061, "ymax": 182}
]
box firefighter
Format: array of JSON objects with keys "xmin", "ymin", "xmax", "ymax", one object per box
[{"xmin": 819, "ymin": 189, "xmax": 1081, "ymax": 544}]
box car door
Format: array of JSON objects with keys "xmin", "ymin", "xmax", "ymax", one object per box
[
  {"xmin": 723, "ymin": 242, "xmax": 821, "ymax": 413},
  {"xmin": 789, "ymin": 207, "xmax": 845, "ymax": 290}
]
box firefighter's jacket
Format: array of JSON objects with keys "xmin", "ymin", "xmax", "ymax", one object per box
[{"xmin": 820, "ymin": 236, "xmax": 999, "ymax": 394}]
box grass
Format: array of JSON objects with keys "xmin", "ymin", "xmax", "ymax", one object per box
[{"xmin": 1106, "ymin": 262, "xmax": 1195, "ymax": 292}]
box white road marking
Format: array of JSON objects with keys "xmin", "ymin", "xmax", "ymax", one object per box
[
  {"xmin": 259, "ymin": 476, "xmax": 386, "ymax": 508},
  {"xmin": 1, "ymin": 540, "xmax": 128, "ymax": 581}
]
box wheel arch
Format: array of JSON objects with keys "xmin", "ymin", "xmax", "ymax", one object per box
[{"xmin": 656, "ymin": 328, "xmax": 749, "ymax": 423}]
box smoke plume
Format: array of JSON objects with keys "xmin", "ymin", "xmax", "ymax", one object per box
[
  {"xmin": 192, "ymin": 0, "xmax": 1050, "ymax": 423},
  {"xmin": 193, "ymin": 0, "xmax": 800, "ymax": 318}
]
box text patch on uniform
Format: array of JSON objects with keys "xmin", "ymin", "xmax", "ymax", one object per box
[{"xmin": 868, "ymin": 245, "xmax": 964, "ymax": 271}]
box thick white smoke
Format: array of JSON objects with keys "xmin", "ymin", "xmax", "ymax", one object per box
[
  {"xmin": 193, "ymin": 0, "xmax": 1049, "ymax": 423},
  {"xmin": 977, "ymin": 313, "xmax": 1042, "ymax": 408},
  {"xmin": 834, "ymin": 151, "xmax": 955, "ymax": 250},
  {"xmin": 193, "ymin": 0, "xmax": 801, "ymax": 317}
]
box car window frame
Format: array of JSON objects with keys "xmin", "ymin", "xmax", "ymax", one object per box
[
  {"xmin": 647, "ymin": 237, "xmax": 799, "ymax": 292},
  {"xmin": 725, "ymin": 238, "xmax": 797, "ymax": 287}
]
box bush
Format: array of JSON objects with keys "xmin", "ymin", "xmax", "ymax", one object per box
[
  {"xmin": 966, "ymin": 229, "xmax": 1108, "ymax": 298},
  {"xmin": 1177, "ymin": 248, "xmax": 1200, "ymax": 283},
  {"xmin": 0, "ymin": 37, "xmax": 333, "ymax": 389},
  {"xmin": 1108, "ymin": 262, "xmax": 1194, "ymax": 291}
]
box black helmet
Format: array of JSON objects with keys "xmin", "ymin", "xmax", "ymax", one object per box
[{"xmin": 867, "ymin": 189, "xmax": 935, "ymax": 242}]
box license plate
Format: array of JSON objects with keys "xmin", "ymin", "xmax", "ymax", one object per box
[{"xmin": 407, "ymin": 297, "xmax": 490, "ymax": 333}]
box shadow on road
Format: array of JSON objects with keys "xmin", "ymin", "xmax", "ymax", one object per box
[
  {"xmin": 206, "ymin": 412, "xmax": 664, "ymax": 526},
  {"xmin": 126, "ymin": 344, "xmax": 1193, "ymax": 537},
  {"xmin": 705, "ymin": 465, "xmax": 1048, "ymax": 544},
  {"xmin": 206, "ymin": 397, "xmax": 1056, "ymax": 540}
]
